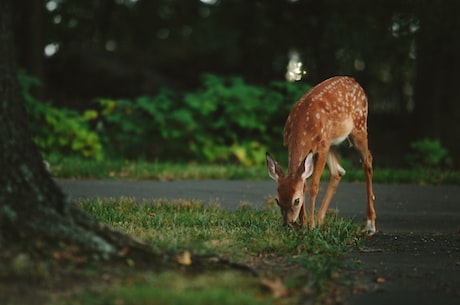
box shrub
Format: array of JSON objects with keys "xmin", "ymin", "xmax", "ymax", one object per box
[
  {"xmin": 19, "ymin": 70, "xmax": 104, "ymax": 160},
  {"xmin": 405, "ymin": 138, "xmax": 452, "ymax": 169},
  {"xmin": 20, "ymin": 71, "xmax": 311, "ymax": 164},
  {"xmin": 94, "ymin": 74, "xmax": 311, "ymax": 164},
  {"xmin": 184, "ymin": 74, "xmax": 281, "ymax": 164},
  {"xmin": 96, "ymin": 89, "xmax": 191, "ymax": 160},
  {"xmin": 185, "ymin": 74, "xmax": 310, "ymax": 164}
]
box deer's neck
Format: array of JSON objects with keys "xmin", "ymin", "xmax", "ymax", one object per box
[{"xmin": 286, "ymin": 133, "xmax": 316, "ymax": 175}]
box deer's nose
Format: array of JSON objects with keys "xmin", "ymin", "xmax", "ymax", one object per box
[{"xmin": 282, "ymin": 217, "xmax": 289, "ymax": 227}]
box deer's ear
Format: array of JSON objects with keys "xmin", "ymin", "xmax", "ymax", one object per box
[
  {"xmin": 266, "ymin": 153, "xmax": 284, "ymax": 181},
  {"xmin": 299, "ymin": 152, "xmax": 314, "ymax": 180}
]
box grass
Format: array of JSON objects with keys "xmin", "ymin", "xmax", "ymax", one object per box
[
  {"xmin": 16, "ymin": 198, "xmax": 362, "ymax": 305},
  {"xmin": 66, "ymin": 271, "xmax": 269, "ymax": 305},
  {"xmin": 48, "ymin": 157, "xmax": 460, "ymax": 185},
  {"xmin": 48, "ymin": 157, "xmax": 266, "ymax": 180},
  {"xmin": 80, "ymin": 198, "xmax": 361, "ymax": 259}
]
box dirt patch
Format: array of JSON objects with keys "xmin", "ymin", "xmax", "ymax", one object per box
[{"xmin": 347, "ymin": 232, "xmax": 460, "ymax": 305}]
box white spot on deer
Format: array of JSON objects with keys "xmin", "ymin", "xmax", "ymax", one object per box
[{"xmin": 316, "ymin": 113, "xmax": 320, "ymax": 120}]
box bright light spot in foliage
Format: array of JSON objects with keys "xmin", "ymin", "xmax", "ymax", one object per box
[
  {"xmin": 200, "ymin": 0, "xmax": 218, "ymax": 5},
  {"xmin": 44, "ymin": 43, "xmax": 59, "ymax": 57},
  {"xmin": 46, "ymin": 0, "xmax": 58, "ymax": 12},
  {"xmin": 115, "ymin": 0, "xmax": 139, "ymax": 7},
  {"xmin": 354, "ymin": 58, "xmax": 366, "ymax": 71},
  {"xmin": 285, "ymin": 50, "xmax": 307, "ymax": 82},
  {"xmin": 105, "ymin": 40, "xmax": 117, "ymax": 52},
  {"xmin": 53, "ymin": 14, "xmax": 62, "ymax": 24}
]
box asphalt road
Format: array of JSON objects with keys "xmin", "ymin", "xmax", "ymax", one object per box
[
  {"xmin": 56, "ymin": 179, "xmax": 460, "ymax": 304},
  {"xmin": 57, "ymin": 179, "xmax": 460, "ymax": 234}
]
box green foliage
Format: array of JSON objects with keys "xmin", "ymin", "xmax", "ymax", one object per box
[
  {"xmin": 20, "ymin": 71, "xmax": 310, "ymax": 164},
  {"xmin": 96, "ymin": 89, "xmax": 191, "ymax": 160},
  {"xmin": 95, "ymin": 74, "xmax": 310, "ymax": 164},
  {"xmin": 406, "ymin": 138, "xmax": 452, "ymax": 169},
  {"xmin": 19, "ymin": 70, "xmax": 103, "ymax": 160}
]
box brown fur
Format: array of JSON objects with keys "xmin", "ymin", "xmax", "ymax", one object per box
[{"xmin": 267, "ymin": 76, "xmax": 376, "ymax": 234}]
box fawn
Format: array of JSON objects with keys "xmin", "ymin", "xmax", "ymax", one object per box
[{"xmin": 266, "ymin": 76, "xmax": 376, "ymax": 235}]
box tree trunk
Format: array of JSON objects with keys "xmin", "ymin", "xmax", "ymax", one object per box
[
  {"xmin": 0, "ymin": 0, "xmax": 154, "ymax": 260},
  {"xmin": 0, "ymin": 1, "xmax": 247, "ymax": 275}
]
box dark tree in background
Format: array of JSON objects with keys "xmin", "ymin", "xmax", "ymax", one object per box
[{"xmin": 413, "ymin": 1, "xmax": 460, "ymax": 160}]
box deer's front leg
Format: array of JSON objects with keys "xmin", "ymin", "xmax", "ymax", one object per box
[
  {"xmin": 308, "ymin": 151, "xmax": 328, "ymax": 229},
  {"xmin": 299, "ymin": 202, "xmax": 307, "ymax": 227}
]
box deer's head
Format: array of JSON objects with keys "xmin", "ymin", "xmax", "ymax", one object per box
[{"xmin": 266, "ymin": 152, "xmax": 314, "ymax": 227}]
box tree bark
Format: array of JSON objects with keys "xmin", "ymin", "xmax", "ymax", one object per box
[
  {"xmin": 0, "ymin": 2, "xmax": 250, "ymax": 275},
  {"xmin": 0, "ymin": 0, "xmax": 154, "ymax": 260}
]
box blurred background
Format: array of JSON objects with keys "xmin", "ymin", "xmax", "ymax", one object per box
[{"xmin": 11, "ymin": 0, "xmax": 460, "ymax": 168}]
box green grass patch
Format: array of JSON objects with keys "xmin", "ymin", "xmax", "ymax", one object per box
[
  {"xmin": 71, "ymin": 198, "xmax": 364, "ymax": 304},
  {"xmin": 49, "ymin": 157, "xmax": 266, "ymax": 180},
  {"xmin": 79, "ymin": 198, "xmax": 361, "ymax": 258},
  {"xmin": 69, "ymin": 271, "xmax": 269, "ymax": 305},
  {"xmin": 49, "ymin": 157, "xmax": 460, "ymax": 185}
]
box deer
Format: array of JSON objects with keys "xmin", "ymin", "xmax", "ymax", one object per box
[{"xmin": 266, "ymin": 76, "xmax": 376, "ymax": 235}]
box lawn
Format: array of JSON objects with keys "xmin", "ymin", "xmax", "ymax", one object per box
[
  {"xmin": 2, "ymin": 198, "xmax": 364, "ymax": 305},
  {"xmin": 48, "ymin": 157, "xmax": 460, "ymax": 185}
]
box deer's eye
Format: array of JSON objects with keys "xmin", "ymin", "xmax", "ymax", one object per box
[
  {"xmin": 275, "ymin": 198, "xmax": 280, "ymax": 206},
  {"xmin": 293, "ymin": 198, "xmax": 300, "ymax": 206}
]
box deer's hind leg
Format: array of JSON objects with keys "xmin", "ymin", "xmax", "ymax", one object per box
[
  {"xmin": 316, "ymin": 148, "xmax": 345, "ymax": 225},
  {"xmin": 351, "ymin": 129, "xmax": 376, "ymax": 235}
]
